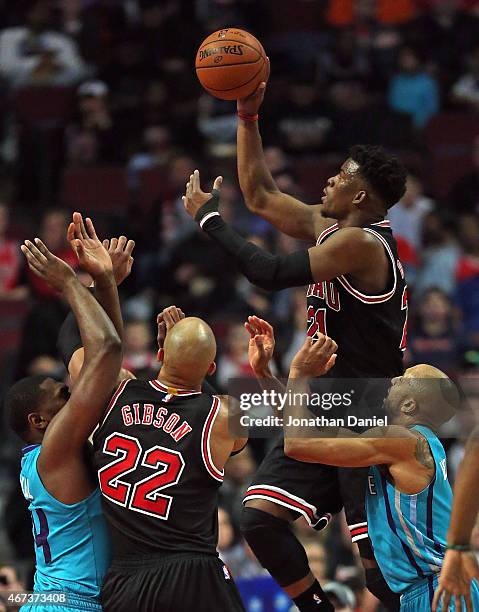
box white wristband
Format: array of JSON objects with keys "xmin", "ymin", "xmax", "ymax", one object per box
[{"xmin": 199, "ymin": 211, "xmax": 221, "ymax": 229}]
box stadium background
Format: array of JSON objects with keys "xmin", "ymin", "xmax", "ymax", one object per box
[{"xmin": 0, "ymin": 0, "xmax": 478, "ymax": 610}]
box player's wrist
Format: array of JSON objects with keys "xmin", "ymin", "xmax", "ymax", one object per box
[
  {"xmin": 94, "ymin": 270, "xmax": 115, "ymax": 288},
  {"xmin": 237, "ymin": 111, "xmax": 259, "ymax": 122},
  {"xmin": 446, "ymin": 543, "xmax": 472, "ymax": 551},
  {"xmin": 195, "ymin": 190, "xmax": 221, "ymax": 228}
]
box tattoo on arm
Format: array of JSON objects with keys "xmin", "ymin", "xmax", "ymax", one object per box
[{"xmin": 414, "ymin": 436, "xmax": 434, "ymax": 470}]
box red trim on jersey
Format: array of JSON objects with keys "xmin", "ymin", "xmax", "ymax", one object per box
[
  {"xmin": 150, "ymin": 379, "xmax": 202, "ymax": 396},
  {"xmin": 350, "ymin": 526, "xmax": 369, "ymax": 537},
  {"xmin": 316, "ymin": 223, "xmax": 339, "ymax": 246},
  {"xmin": 100, "ymin": 379, "xmax": 131, "ymax": 427},
  {"xmin": 244, "ymin": 485, "xmax": 317, "ymax": 523},
  {"xmin": 201, "ymin": 396, "xmax": 224, "ymax": 482}
]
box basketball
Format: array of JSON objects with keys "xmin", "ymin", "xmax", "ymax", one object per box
[{"xmin": 195, "ymin": 28, "xmax": 268, "ymax": 100}]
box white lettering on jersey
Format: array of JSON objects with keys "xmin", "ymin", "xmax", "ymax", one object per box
[
  {"xmin": 20, "ymin": 475, "xmax": 32, "ymax": 500},
  {"xmin": 368, "ymin": 475, "xmax": 377, "ymax": 495},
  {"xmin": 440, "ymin": 458, "xmax": 448, "ymax": 480}
]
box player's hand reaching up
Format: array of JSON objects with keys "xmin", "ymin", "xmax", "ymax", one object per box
[
  {"xmin": 290, "ymin": 334, "xmax": 337, "ymax": 379},
  {"xmin": 183, "ymin": 169, "xmax": 223, "ymax": 220},
  {"xmin": 237, "ymin": 58, "xmax": 270, "ymax": 116},
  {"xmin": 245, "ymin": 315, "xmax": 275, "ymax": 377},
  {"xmin": 433, "ymin": 550, "xmax": 478, "ymax": 612},
  {"xmin": 157, "ymin": 306, "xmax": 186, "ymax": 350},
  {"xmin": 68, "ymin": 212, "xmax": 113, "ymax": 280},
  {"xmin": 21, "ymin": 238, "xmax": 76, "ymax": 292},
  {"xmin": 102, "ymin": 236, "xmax": 135, "ymax": 285}
]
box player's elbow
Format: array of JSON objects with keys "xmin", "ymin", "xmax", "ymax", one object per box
[{"xmin": 99, "ymin": 331, "xmax": 122, "ymax": 357}]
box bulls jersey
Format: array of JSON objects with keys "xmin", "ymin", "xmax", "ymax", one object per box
[
  {"xmin": 93, "ymin": 379, "xmax": 224, "ymax": 558},
  {"xmin": 306, "ymin": 220, "xmax": 407, "ymax": 378}
]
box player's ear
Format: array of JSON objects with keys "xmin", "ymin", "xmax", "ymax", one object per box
[
  {"xmin": 352, "ymin": 191, "xmax": 366, "ymax": 207},
  {"xmin": 28, "ymin": 412, "xmax": 49, "ymax": 431},
  {"xmin": 157, "ymin": 348, "xmax": 164, "ymax": 363},
  {"xmin": 207, "ymin": 362, "xmax": 216, "ymax": 376},
  {"xmin": 400, "ymin": 397, "xmax": 418, "ymax": 416}
]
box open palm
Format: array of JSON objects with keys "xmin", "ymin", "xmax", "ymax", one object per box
[
  {"xmin": 68, "ymin": 212, "xmax": 112, "ymax": 279},
  {"xmin": 245, "ymin": 316, "xmax": 275, "ymax": 376}
]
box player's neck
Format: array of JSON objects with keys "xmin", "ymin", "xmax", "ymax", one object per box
[
  {"xmin": 338, "ymin": 210, "xmax": 385, "ymax": 229},
  {"xmin": 157, "ymin": 367, "xmax": 202, "ymax": 392}
]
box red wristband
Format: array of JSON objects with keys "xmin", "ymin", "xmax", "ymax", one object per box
[{"xmin": 237, "ymin": 111, "xmax": 259, "ymax": 122}]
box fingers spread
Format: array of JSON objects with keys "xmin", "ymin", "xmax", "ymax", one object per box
[
  {"xmin": 110, "ymin": 237, "xmax": 118, "ymax": 251},
  {"xmin": 125, "ymin": 239, "xmax": 135, "ymax": 256},
  {"xmin": 85, "ymin": 217, "xmax": 98, "ymax": 239},
  {"xmin": 117, "ymin": 235, "xmax": 127, "ymax": 251},
  {"xmin": 33, "ymin": 238, "xmax": 52, "ymax": 259}
]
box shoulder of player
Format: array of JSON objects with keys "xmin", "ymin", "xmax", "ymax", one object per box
[
  {"xmin": 362, "ymin": 426, "xmax": 419, "ymax": 459},
  {"xmin": 328, "ymin": 226, "xmax": 385, "ymax": 248},
  {"xmin": 214, "ymin": 394, "xmax": 240, "ymax": 418}
]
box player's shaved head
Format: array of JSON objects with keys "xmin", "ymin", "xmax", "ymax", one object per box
[
  {"xmin": 162, "ymin": 317, "xmax": 216, "ymax": 384},
  {"xmin": 385, "ymin": 364, "xmax": 459, "ymax": 428}
]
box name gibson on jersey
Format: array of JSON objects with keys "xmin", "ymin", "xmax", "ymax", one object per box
[{"xmin": 120, "ymin": 403, "xmax": 193, "ymax": 442}]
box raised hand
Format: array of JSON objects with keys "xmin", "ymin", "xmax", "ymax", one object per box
[
  {"xmin": 157, "ymin": 306, "xmax": 186, "ymax": 350},
  {"xmin": 21, "ymin": 238, "xmax": 76, "ymax": 292},
  {"xmin": 290, "ymin": 334, "xmax": 337, "ymax": 379},
  {"xmin": 67, "ymin": 212, "xmax": 113, "ymax": 280},
  {"xmin": 237, "ymin": 58, "xmax": 270, "ymax": 116},
  {"xmin": 183, "ymin": 169, "xmax": 223, "ymax": 219},
  {"xmin": 102, "ymin": 236, "xmax": 135, "ymax": 285},
  {"xmin": 245, "ymin": 315, "xmax": 275, "ymax": 377}
]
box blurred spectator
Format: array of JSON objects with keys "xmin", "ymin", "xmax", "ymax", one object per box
[
  {"xmin": 127, "ymin": 125, "xmax": 175, "ymax": 190},
  {"xmin": 27, "ymin": 354, "xmax": 65, "ymax": 379},
  {"xmin": 217, "ymin": 506, "xmax": 265, "ymax": 579},
  {"xmin": 327, "ymin": 0, "xmax": 416, "ymax": 26},
  {"xmin": 216, "ymin": 322, "xmax": 255, "ymax": 390},
  {"xmin": 0, "ymin": 564, "xmax": 26, "ymax": 611},
  {"xmin": 221, "ymin": 445, "xmax": 257, "ymax": 524},
  {"xmin": 455, "ymin": 214, "xmax": 479, "ymax": 351},
  {"xmin": 408, "ymin": 288, "xmax": 460, "ymax": 375},
  {"xmin": 451, "ymin": 43, "xmax": 479, "ymax": 110},
  {"xmin": 414, "ymin": 211, "xmax": 461, "ymax": 296},
  {"xmin": 122, "ymin": 319, "xmax": 158, "ymax": 377},
  {"xmin": 0, "ymin": 204, "xmax": 28, "ymax": 301},
  {"xmin": 388, "ymin": 173, "xmax": 435, "ymax": 251},
  {"xmin": 302, "ymin": 538, "xmax": 328, "ymax": 582},
  {"xmin": 449, "ymin": 134, "xmax": 479, "ymax": 215},
  {"xmin": 0, "ymin": 0, "xmax": 87, "ymax": 87},
  {"xmin": 66, "ymin": 80, "xmax": 122, "ymax": 165},
  {"xmin": 408, "ymin": 0, "xmax": 479, "ymax": 91},
  {"xmin": 388, "ymin": 46, "xmax": 440, "ymax": 128}
]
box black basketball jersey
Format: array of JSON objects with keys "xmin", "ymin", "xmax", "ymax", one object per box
[
  {"xmin": 93, "ymin": 379, "xmax": 224, "ymax": 557},
  {"xmin": 306, "ymin": 220, "xmax": 407, "ymax": 378}
]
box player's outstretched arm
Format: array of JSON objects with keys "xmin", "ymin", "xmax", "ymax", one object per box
[
  {"xmin": 433, "ymin": 427, "xmax": 479, "ymax": 612},
  {"xmin": 237, "ymin": 79, "xmax": 334, "ymax": 241},
  {"xmin": 183, "ymin": 171, "xmax": 384, "ymax": 291},
  {"xmin": 21, "ymin": 238, "xmax": 122, "ymax": 466}
]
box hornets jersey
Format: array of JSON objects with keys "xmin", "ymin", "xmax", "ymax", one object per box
[
  {"xmin": 306, "ymin": 221, "xmax": 407, "ymax": 378},
  {"xmin": 19, "ymin": 445, "xmax": 111, "ymax": 599},
  {"xmin": 367, "ymin": 426, "xmax": 451, "ymax": 594}
]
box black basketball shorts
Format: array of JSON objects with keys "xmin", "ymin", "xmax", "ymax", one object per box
[
  {"xmin": 101, "ymin": 552, "xmax": 246, "ymax": 612},
  {"xmin": 243, "ymin": 435, "xmax": 373, "ymax": 557}
]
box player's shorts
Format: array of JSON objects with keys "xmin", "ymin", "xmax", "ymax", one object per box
[
  {"xmin": 243, "ymin": 435, "xmax": 373, "ymax": 557},
  {"xmin": 101, "ymin": 551, "xmax": 246, "ymax": 612},
  {"xmin": 20, "ymin": 593, "xmax": 102, "ymax": 611},
  {"xmin": 400, "ymin": 575, "xmax": 479, "ymax": 611}
]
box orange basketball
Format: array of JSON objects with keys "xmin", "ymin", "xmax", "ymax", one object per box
[{"xmin": 195, "ymin": 28, "xmax": 268, "ymax": 100}]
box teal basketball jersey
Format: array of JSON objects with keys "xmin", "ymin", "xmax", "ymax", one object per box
[
  {"xmin": 20, "ymin": 444, "xmax": 111, "ymax": 599},
  {"xmin": 367, "ymin": 426, "xmax": 451, "ymax": 594}
]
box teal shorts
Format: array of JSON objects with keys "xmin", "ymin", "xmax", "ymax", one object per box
[
  {"xmin": 401, "ymin": 575, "xmax": 479, "ymax": 611},
  {"xmin": 20, "ymin": 593, "xmax": 102, "ymax": 612}
]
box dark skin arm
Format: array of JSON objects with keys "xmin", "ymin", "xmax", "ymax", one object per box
[
  {"xmin": 433, "ymin": 428, "xmax": 479, "ymax": 612},
  {"xmin": 282, "ymin": 339, "xmax": 434, "ymax": 495},
  {"xmin": 237, "ymin": 79, "xmax": 334, "ymax": 241},
  {"xmin": 183, "ymin": 171, "xmax": 389, "ymax": 294},
  {"xmin": 21, "ymin": 239, "xmax": 122, "ymax": 504}
]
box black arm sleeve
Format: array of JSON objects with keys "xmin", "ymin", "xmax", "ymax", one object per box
[
  {"xmin": 57, "ymin": 311, "xmax": 82, "ymax": 369},
  {"xmin": 200, "ymin": 214, "xmax": 313, "ymax": 291}
]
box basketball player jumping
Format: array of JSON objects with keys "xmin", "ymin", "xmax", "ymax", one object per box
[
  {"xmin": 183, "ymin": 82, "xmax": 408, "ymax": 609},
  {"xmin": 6, "ymin": 229, "xmax": 122, "ymax": 612},
  {"xmin": 247, "ymin": 319, "xmax": 478, "ymax": 611}
]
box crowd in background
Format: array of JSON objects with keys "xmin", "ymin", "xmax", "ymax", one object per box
[{"xmin": 0, "ymin": 1, "xmax": 478, "ymax": 610}]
